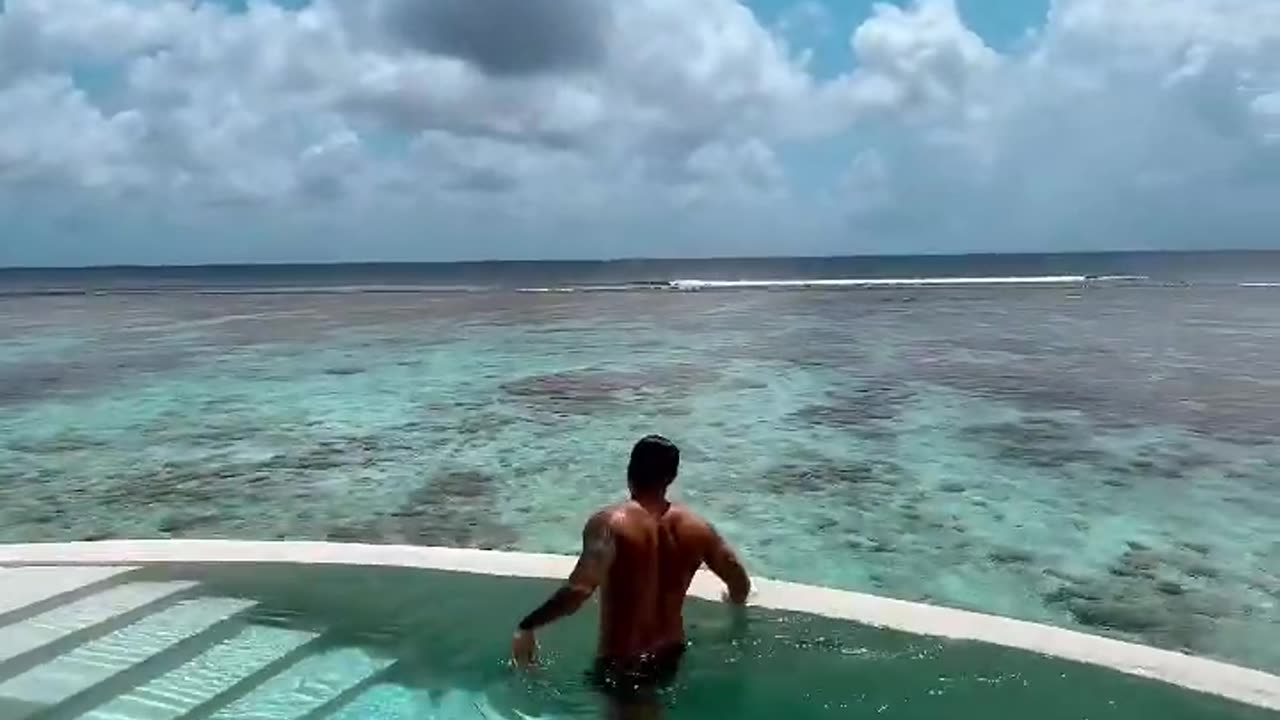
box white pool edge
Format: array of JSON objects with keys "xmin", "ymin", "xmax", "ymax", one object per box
[{"xmin": 1, "ymin": 540, "xmax": 1276, "ymax": 712}]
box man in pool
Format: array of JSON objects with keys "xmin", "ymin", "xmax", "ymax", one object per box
[{"xmin": 511, "ymin": 435, "xmax": 751, "ymax": 707}]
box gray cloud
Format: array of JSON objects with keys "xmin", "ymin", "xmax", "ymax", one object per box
[
  {"xmin": 446, "ymin": 166, "xmax": 518, "ymax": 193},
  {"xmin": 383, "ymin": 0, "xmax": 611, "ymax": 77}
]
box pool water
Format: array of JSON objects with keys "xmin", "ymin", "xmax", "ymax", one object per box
[{"xmin": 0, "ymin": 563, "xmax": 1271, "ymax": 719}]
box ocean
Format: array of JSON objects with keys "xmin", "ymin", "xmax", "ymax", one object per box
[{"xmin": 2, "ymin": 251, "xmax": 1278, "ymax": 673}]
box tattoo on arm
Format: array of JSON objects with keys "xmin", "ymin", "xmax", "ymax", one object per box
[
  {"xmin": 518, "ymin": 514, "xmax": 615, "ymax": 632},
  {"xmin": 517, "ymin": 586, "xmax": 585, "ymax": 632},
  {"xmin": 576, "ymin": 515, "xmax": 616, "ymax": 585}
]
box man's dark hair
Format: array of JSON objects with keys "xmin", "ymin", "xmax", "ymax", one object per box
[{"xmin": 627, "ymin": 435, "xmax": 679, "ymax": 492}]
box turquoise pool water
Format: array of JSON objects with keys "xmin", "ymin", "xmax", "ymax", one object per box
[{"xmin": 0, "ymin": 563, "xmax": 1273, "ymax": 720}]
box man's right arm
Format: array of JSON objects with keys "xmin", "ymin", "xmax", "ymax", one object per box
[{"xmin": 703, "ymin": 522, "xmax": 751, "ymax": 604}]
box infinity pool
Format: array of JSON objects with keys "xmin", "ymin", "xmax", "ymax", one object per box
[{"xmin": 0, "ymin": 560, "xmax": 1274, "ymax": 720}]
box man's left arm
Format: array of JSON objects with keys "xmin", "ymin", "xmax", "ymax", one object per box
[{"xmin": 512, "ymin": 511, "xmax": 615, "ymax": 665}]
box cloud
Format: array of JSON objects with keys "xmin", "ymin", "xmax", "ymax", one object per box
[
  {"xmin": 847, "ymin": 0, "xmax": 998, "ymax": 114},
  {"xmin": 383, "ymin": 0, "xmax": 611, "ymax": 77},
  {"xmin": 0, "ymin": 0, "xmax": 1278, "ymax": 264},
  {"xmin": 1255, "ymin": 93, "xmax": 1280, "ymax": 143},
  {"xmin": 0, "ymin": 0, "xmax": 203, "ymax": 74},
  {"xmin": 831, "ymin": 0, "xmax": 1280, "ymax": 251},
  {"xmin": 0, "ymin": 73, "xmax": 147, "ymax": 190}
]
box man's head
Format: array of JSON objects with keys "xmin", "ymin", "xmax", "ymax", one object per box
[{"xmin": 627, "ymin": 435, "xmax": 679, "ymax": 495}]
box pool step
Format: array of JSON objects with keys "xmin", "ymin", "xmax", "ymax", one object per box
[
  {"xmin": 0, "ymin": 567, "xmax": 409, "ymax": 720},
  {"xmin": 330, "ymin": 686, "xmax": 520, "ymax": 720},
  {"xmin": 0, "ymin": 567, "xmax": 139, "ymax": 625},
  {"xmin": 77, "ymin": 625, "xmax": 319, "ymax": 720},
  {"xmin": 0, "ymin": 597, "xmax": 254, "ymax": 720},
  {"xmin": 326, "ymin": 684, "xmax": 423, "ymax": 719},
  {"xmin": 197, "ymin": 647, "xmax": 395, "ymax": 720},
  {"xmin": 0, "ymin": 581, "xmax": 197, "ymax": 674}
]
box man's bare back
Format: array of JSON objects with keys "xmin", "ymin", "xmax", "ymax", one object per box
[
  {"xmin": 594, "ymin": 499, "xmax": 749, "ymax": 658},
  {"xmin": 511, "ymin": 435, "xmax": 750, "ymax": 686}
]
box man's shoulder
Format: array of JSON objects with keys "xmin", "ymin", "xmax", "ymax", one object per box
[
  {"xmin": 589, "ymin": 505, "xmax": 625, "ymax": 526},
  {"xmin": 591, "ymin": 503, "xmax": 641, "ymax": 529},
  {"xmin": 664, "ymin": 503, "xmax": 713, "ymax": 532}
]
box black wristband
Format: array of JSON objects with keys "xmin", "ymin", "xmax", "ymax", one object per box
[{"xmin": 518, "ymin": 618, "xmax": 535, "ymax": 632}]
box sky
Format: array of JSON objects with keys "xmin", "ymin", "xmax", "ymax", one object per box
[{"xmin": 0, "ymin": 0, "xmax": 1278, "ymax": 266}]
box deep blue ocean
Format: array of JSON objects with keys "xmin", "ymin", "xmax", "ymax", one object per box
[{"xmin": 3, "ymin": 250, "xmax": 1280, "ymax": 294}]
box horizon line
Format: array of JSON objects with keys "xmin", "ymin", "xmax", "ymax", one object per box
[{"xmin": 2, "ymin": 247, "xmax": 1277, "ymax": 272}]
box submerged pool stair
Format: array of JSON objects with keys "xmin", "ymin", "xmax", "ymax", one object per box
[{"xmin": 0, "ymin": 566, "xmax": 432, "ymax": 720}]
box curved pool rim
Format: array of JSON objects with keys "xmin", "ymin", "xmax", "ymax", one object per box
[{"xmin": 2, "ymin": 539, "xmax": 1277, "ymax": 712}]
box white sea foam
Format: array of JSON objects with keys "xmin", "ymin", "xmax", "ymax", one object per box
[{"xmin": 668, "ymin": 275, "xmax": 1148, "ymax": 291}]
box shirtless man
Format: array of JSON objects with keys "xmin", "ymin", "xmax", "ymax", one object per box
[{"xmin": 511, "ymin": 435, "xmax": 751, "ymax": 706}]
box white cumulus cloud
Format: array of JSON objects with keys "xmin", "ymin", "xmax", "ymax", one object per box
[{"xmin": 0, "ymin": 0, "xmax": 1277, "ymax": 264}]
